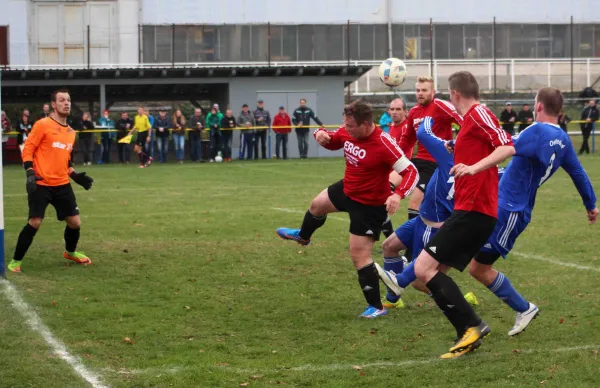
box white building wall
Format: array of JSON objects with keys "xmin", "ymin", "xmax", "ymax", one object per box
[
  {"xmin": 117, "ymin": 0, "xmax": 140, "ymax": 65},
  {"xmin": 142, "ymin": 0, "xmax": 598, "ymax": 25},
  {"xmin": 0, "ymin": 0, "xmax": 29, "ymax": 66}
]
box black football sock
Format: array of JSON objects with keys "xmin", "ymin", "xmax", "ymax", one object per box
[
  {"xmin": 357, "ymin": 262, "xmax": 383, "ymax": 309},
  {"xmin": 13, "ymin": 224, "xmax": 39, "ymax": 261},
  {"xmin": 404, "ymin": 208, "xmax": 420, "ymax": 261},
  {"xmin": 382, "ymin": 217, "xmax": 394, "ymax": 238},
  {"xmin": 427, "ymin": 271, "xmax": 481, "ymax": 332},
  {"xmin": 64, "ymin": 226, "xmax": 80, "ymax": 253},
  {"xmin": 298, "ymin": 211, "xmax": 327, "ymax": 240}
]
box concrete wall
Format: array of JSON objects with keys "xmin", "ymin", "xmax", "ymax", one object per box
[
  {"xmin": 228, "ymin": 77, "xmax": 347, "ymax": 158},
  {"xmin": 142, "ymin": 0, "xmax": 598, "ymax": 24},
  {"xmin": 0, "ymin": 0, "xmax": 29, "ymax": 65}
]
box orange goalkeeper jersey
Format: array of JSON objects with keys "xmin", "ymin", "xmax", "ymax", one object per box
[{"xmin": 22, "ymin": 117, "xmax": 76, "ymax": 187}]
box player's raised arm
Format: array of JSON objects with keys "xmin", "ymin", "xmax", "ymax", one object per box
[
  {"xmin": 380, "ymin": 132, "xmax": 419, "ymax": 215},
  {"xmin": 416, "ymin": 117, "xmax": 452, "ymax": 168},
  {"xmin": 313, "ymin": 127, "xmax": 343, "ymax": 150},
  {"xmin": 562, "ymin": 140, "xmax": 598, "ymax": 222}
]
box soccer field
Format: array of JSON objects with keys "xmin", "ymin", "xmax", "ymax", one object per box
[{"xmin": 1, "ymin": 157, "xmax": 600, "ymax": 388}]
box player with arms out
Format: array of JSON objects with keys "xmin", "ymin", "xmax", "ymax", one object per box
[
  {"xmin": 396, "ymin": 76, "xmax": 463, "ymax": 264},
  {"xmin": 414, "ymin": 72, "xmax": 515, "ymax": 358},
  {"xmin": 276, "ymin": 100, "xmax": 419, "ymax": 318},
  {"xmin": 467, "ymin": 87, "xmax": 598, "ymax": 336},
  {"xmin": 7, "ymin": 89, "xmax": 94, "ymax": 273}
]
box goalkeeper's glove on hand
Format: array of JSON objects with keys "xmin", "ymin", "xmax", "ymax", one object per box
[
  {"xmin": 70, "ymin": 171, "xmax": 94, "ymax": 190},
  {"xmin": 26, "ymin": 169, "xmax": 42, "ymax": 195}
]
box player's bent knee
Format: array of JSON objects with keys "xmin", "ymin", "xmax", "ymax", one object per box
[
  {"xmin": 65, "ymin": 216, "xmax": 81, "ymax": 229},
  {"xmin": 309, "ymin": 190, "xmax": 336, "ymax": 216},
  {"xmin": 382, "ymin": 235, "xmax": 404, "ymax": 256},
  {"xmin": 28, "ymin": 218, "xmax": 43, "ymax": 229}
]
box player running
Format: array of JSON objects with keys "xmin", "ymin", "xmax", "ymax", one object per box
[
  {"xmin": 7, "ymin": 89, "xmax": 94, "ymax": 273},
  {"xmin": 413, "ymin": 72, "xmax": 515, "ymax": 359},
  {"xmin": 276, "ymin": 100, "xmax": 419, "ymax": 318},
  {"xmin": 467, "ymin": 87, "xmax": 598, "ymax": 336},
  {"xmin": 131, "ymin": 106, "xmax": 153, "ymax": 168},
  {"xmin": 396, "ymin": 76, "xmax": 463, "ymax": 262}
]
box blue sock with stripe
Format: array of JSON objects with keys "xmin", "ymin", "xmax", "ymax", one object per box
[
  {"xmin": 488, "ymin": 272, "xmax": 529, "ymax": 313},
  {"xmin": 383, "ymin": 256, "xmax": 405, "ymax": 302},
  {"xmin": 395, "ymin": 260, "xmax": 417, "ymax": 288}
]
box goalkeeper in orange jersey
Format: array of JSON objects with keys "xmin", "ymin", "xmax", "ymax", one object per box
[{"xmin": 7, "ymin": 89, "xmax": 94, "ymax": 273}]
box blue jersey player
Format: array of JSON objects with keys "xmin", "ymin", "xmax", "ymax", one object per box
[
  {"xmin": 468, "ymin": 87, "xmax": 598, "ymax": 337},
  {"xmin": 378, "ymin": 116, "xmax": 456, "ymax": 308}
]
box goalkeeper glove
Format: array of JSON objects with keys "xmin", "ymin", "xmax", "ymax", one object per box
[
  {"xmin": 70, "ymin": 171, "xmax": 94, "ymax": 190},
  {"xmin": 26, "ymin": 169, "xmax": 42, "ymax": 195}
]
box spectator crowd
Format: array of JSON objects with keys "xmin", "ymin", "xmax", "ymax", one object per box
[{"xmin": 1, "ymin": 98, "xmax": 325, "ymax": 166}]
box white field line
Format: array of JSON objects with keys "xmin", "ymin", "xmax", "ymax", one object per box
[
  {"xmin": 104, "ymin": 344, "xmax": 600, "ymax": 376},
  {"xmin": 271, "ymin": 207, "xmax": 600, "ymax": 273},
  {"xmin": 0, "ymin": 278, "xmax": 108, "ymax": 388}
]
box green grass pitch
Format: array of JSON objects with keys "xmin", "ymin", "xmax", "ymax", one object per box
[{"xmin": 1, "ymin": 154, "xmax": 600, "ymax": 387}]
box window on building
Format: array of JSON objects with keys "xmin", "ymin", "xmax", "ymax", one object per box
[
  {"xmin": 298, "ymin": 25, "xmax": 314, "ymax": 61},
  {"xmin": 282, "ymin": 25, "xmax": 297, "ymax": 61},
  {"xmin": 448, "ymin": 25, "xmax": 463, "ymax": 59},
  {"xmin": 550, "ymin": 25, "xmax": 568, "ymax": 58},
  {"xmin": 509, "ymin": 24, "xmax": 536, "ymax": 58},
  {"xmin": 374, "ymin": 24, "xmax": 388, "ymax": 59},
  {"xmin": 314, "ymin": 25, "xmax": 345, "ymax": 61},
  {"xmin": 434, "ymin": 24, "xmax": 450, "ymax": 59},
  {"xmin": 349, "ymin": 24, "xmax": 359, "ymax": 60},
  {"xmin": 577, "ymin": 24, "xmax": 594, "ymax": 57},
  {"xmin": 391, "ymin": 24, "xmax": 405, "ymax": 59}
]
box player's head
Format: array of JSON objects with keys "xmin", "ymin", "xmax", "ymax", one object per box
[
  {"xmin": 534, "ymin": 87, "xmax": 563, "ymax": 119},
  {"xmin": 137, "ymin": 106, "xmax": 144, "ymax": 116},
  {"xmin": 343, "ymin": 99, "xmax": 374, "ymax": 139},
  {"xmin": 300, "ymin": 98, "xmax": 307, "ymax": 107},
  {"xmin": 415, "ymin": 76, "xmax": 435, "ymax": 106},
  {"xmin": 50, "ymin": 89, "xmax": 71, "ymax": 118},
  {"xmin": 389, "ymin": 98, "xmax": 406, "ymax": 124},
  {"xmin": 448, "ymin": 71, "xmax": 479, "ymax": 114}
]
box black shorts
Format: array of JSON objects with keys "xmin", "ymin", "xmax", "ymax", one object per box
[
  {"xmin": 327, "ymin": 180, "xmax": 387, "ymax": 240},
  {"xmin": 136, "ymin": 132, "xmax": 148, "ymax": 146},
  {"xmin": 423, "ymin": 210, "xmax": 497, "ymax": 272},
  {"xmin": 474, "ymin": 251, "xmax": 501, "ymax": 265},
  {"xmin": 412, "ymin": 158, "xmax": 437, "ymax": 193},
  {"xmin": 28, "ymin": 184, "xmax": 79, "ymax": 221}
]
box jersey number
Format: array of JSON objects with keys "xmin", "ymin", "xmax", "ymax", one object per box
[
  {"xmin": 539, "ymin": 153, "xmax": 556, "ymax": 187},
  {"xmin": 447, "ymin": 176, "xmax": 455, "ymax": 200}
]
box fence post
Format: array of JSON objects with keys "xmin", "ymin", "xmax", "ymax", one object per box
[
  {"xmin": 171, "ymin": 24, "xmax": 175, "ymax": 67},
  {"xmin": 593, "ymin": 122, "xmax": 596, "ymax": 154},
  {"xmin": 87, "ymin": 25, "xmax": 90, "ymax": 69},
  {"xmin": 347, "ymin": 20, "xmax": 350, "ymax": 66},
  {"xmin": 267, "ymin": 22, "xmax": 271, "ymax": 66},
  {"xmin": 511, "ymin": 59, "xmax": 515, "ymax": 93},
  {"xmin": 587, "ymin": 58, "xmax": 591, "ymax": 87},
  {"xmin": 547, "ymin": 62, "xmax": 551, "ymax": 87},
  {"xmin": 488, "ymin": 62, "xmax": 492, "ymax": 91},
  {"xmin": 570, "ymin": 16, "xmax": 574, "ymax": 94}
]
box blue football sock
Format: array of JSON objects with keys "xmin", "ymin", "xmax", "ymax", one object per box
[
  {"xmin": 395, "ymin": 260, "xmax": 417, "ymax": 288},
  {"xmin": 384, "ymin": 256, "xmax": 405, "ymax": 302},
  {"xmin": 488, "ymin": 272, "xmax": 529, "ymax": 313}
]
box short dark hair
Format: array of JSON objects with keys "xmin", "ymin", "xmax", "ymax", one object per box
[
  {"xmin": 536, "ymin": 87, "xmax": 563, "ymax": 116},
  {"xmin": 344, "ymin": 99, "xmax": 373, "ymax": 126},
  {"xmin": 51, "ymin": 89, "xmax": 70, "ymax": 102},
  {"xmin": 448, "ymin": 71, "xmax": 479, "ymax": 100}
]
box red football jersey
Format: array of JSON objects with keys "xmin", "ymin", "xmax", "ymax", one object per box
[
  {"xmin": 453, "ymin": 104, "xmax": 513, "ymax": 218},
  {"xmin": 389, "ymin": 118, "xmax": 408, "ymax": 144},
  {"xmin": 314, "ymin": 126, "xmax": 419, "ymax": 206},
  {"xmin": 398, "ymin": 99, "xmax": 463, "ymax": 161}
]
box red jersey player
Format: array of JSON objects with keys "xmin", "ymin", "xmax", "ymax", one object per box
[
  {"xmin": 397, "ymin": 76, "xmax": 463, "ymax": 262},
  {"xmin": 413, "ymin": 72, "xmax": 515, "ymax": 359},
  {"xmin": 276, "ymin": 100, "xmax": 419, "ymax": 319}
]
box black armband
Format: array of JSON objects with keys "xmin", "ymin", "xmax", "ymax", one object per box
[
  {"xmin": 23, "ymin": 161, "xmax": 33, "ymax": 170},
  {"xmin": 390, "ymin": 182, "xmax": 396, "ymax": 192}
]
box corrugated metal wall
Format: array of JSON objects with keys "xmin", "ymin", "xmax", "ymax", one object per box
[{"xmin": 142, "ymin": 0, "xmax": 599, "ymax": 25}]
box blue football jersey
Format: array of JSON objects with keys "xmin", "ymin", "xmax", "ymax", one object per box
[
  {"xmin": 499, "ymin": 122, "xmax": 597, "ymax": 222},
  {"xmin": 416, "ymin": 117, "xmax": 455, "ymax": 223}
]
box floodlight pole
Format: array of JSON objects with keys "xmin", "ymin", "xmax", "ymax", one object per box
[{"xmin": 0, "ymin": 70, "xmax": 5, "ymax": 278}]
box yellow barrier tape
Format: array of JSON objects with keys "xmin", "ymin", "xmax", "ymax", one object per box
[{"xmin": 2, "ymin": 120, "xmax": 595, "ymax": 135}]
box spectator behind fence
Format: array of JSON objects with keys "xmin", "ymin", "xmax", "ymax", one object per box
[
  {"xmin": 1, "ymin": 111, "xmax": 10, "ymax": 165},
  {"xmin": 253, "ymin": 99, "xmax": 271, "ymax": 159},
  {"xmin": 292, "ymin": 98, "xmax": 323, "ymax": 159},
  {"xmin": 517, "ymin": 103, "xmax": 534, "ymax": 132},
  {"xmin": 37, "ymin": 103, "xmax": 50, "ymax": 122},
  {"xmin": 557, "ymin": 110, "xmax": 571, "ymax": 133},
  {"xmin": 154, "ymin": 108, "xmax": 171, "ymax": 163},
  {"xmin": 99, "ymin": 110, "xmax": 115, "ymax": 164},
  {"xmin": 379, "ymin": 109, "xmax": 392, "ymax": 133},
  {"xmin": 189, "ymin": 108, "xmax": 204, "ymax": 163},
  {"xmin": 221, "ymin": 109, "xmax": 236, "ymax": 162},
  {"xmin": 500, "ymin": 102, "xmax": 517, "ymax": 135},
  {"xmin": 172, "ymin": 109, "xmax": 187, "ymax": 164},
  {"xmin": 17, "ymin": 113, "xmax": 32, "ymax": 154},
  {"xmin": 272, "ymin": 105, "xmax": 291, "ymax": 160},
  {"xmin": 116, "ymin": 111, "xmax": 133, "ymax": 163},
  {"xmin": 80, "ymin": 112, "xmax": 95, "ymax": 166},
  {"xmin": 579, "ymin": 99, "xmax": 599, "ymax": 155},
  {"xmin": 206, "ymin": 106, "xmax": 224, "ymax": 162},
  {"xmin": 238, "ymin": 104, "xmax": 256, "ymax": 160}
]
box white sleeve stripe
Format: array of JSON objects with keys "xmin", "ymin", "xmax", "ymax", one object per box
[
  {"xmin": 393, "ymin": 155, "xmax": 412, "ymax": 173},
  {"xmin": 380, "ymin": 132, "xmax": 405, "ymax": 158},
  {"xmin": 423, "ymin": 116, "xmax": 444, "ymax": 141},
  {"xmin": 398, "ymin": 166, "xmax": 418, "ymax": 197},
  {"xmin": 475, "ymin": 105, "xmax": 510, "ymax": 144},
  {"xmin": 434, "ymin": 99, "xmax": 461, "ymax": 119}
]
